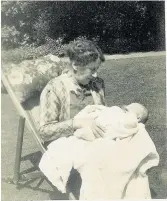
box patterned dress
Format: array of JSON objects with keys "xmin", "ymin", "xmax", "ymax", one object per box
[
  {"xmin": 39, "ymin": 71, "xmax": 105, "ymax": 198},
  {"xmin": 39, "ymin": 72, "xmax": 105, "ymax": 142}
]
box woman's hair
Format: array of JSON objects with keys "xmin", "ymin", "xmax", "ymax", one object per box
[{"xmin": 66, "ymin": 39, "xmax": 105, "ymax": 66}]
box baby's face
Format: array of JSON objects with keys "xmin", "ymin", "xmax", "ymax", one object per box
[{"xmin": 122, "ymin": 103, "xmax": 145, "ymax": 122}]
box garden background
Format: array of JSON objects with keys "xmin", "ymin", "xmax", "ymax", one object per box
[
  {"xmin": 1, "ymin": 1, "xmax": 166, "ymax": 200},
  {"xmin": 1, "ymin": 1, "xmax": 165, "ymax": 63}
]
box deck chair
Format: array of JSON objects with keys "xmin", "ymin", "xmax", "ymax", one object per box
[{"xmin": 1, "ymin": 71, "xmax": 76, "ymax": 200}]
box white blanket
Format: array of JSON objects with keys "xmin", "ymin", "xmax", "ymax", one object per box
[
  {"xmin": 74, "ymin": 106, "xmax": 140, "ymax": 141},
  {"xmin": 39, "ymin": 123, "xmax": 159, "ymax": 199}
]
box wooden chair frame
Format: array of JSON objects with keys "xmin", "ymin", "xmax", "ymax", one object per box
[{"xmin": 1, "ymin": 71, "xmax": 76, "ymax": 200}]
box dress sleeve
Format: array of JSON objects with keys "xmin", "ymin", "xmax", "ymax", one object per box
[{"xmin": 39, "ymin": 81, "xmax": 74, "ymax": 142}]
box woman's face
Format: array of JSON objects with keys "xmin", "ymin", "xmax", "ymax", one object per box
[{"xmin": 74, "ymin": 58, "xmax": 102, "ymax": 85}]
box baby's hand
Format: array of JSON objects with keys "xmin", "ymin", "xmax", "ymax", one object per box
[{"xmin": 74, "ymin": 128, "xmax": 96, "ymax": 141}]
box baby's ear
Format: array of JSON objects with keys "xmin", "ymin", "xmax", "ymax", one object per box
[{"xmin": 137, "ymin": 116, "xmax": 141, "ymax": 122}]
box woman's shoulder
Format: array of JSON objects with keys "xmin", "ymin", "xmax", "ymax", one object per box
[
  {"xmin": 50, "ymin": 72, "xmax": 71, "ymax": 84},
  {"xmin": 42, "ymin": 74, "xmax": 68, "ymax": 94}
]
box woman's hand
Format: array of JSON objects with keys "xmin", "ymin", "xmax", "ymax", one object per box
[
  {"xmin": 91, "ymin": 120, "xmax": 106, "ymax": 138},
  {"xmin": 73, "ymin": 105, "xmax": 106, "ymax": 139},
  {"xmin": 73, "ymin": 116, "xmax": 105, "ymax": 139}
]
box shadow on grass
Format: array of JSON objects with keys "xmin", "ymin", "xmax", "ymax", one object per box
[
  {"xmin": 21, "ymin": 151, "xmax": 42, "ymax": 167},
  {"xmin": 11, "ymin": 151, "xmax": 69, "ymax": 200}
]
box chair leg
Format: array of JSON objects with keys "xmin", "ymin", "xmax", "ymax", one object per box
[
  {"xmin": 13, "ymin": 116, "xmax": 25, "ymax": 184},
  {"xmin": 5, "ymin": 115, "xmax": 77, "ymax": 199}
]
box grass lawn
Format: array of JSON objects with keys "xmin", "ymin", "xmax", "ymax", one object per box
[
  {"xmin": 1, "ymin": 55, "xmax": 166, "ymax": 200},
  {"xmin": 99, "ymin": 56, "xmax": 167, "ymax": 198}
]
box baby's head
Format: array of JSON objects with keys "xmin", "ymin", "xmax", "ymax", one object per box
[{"xmin": 122, "ymin": 103, "xmax": 148, "ymax": 124}]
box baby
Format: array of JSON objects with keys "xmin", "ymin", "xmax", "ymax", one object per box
[{"xmin": 73, "ymin": 103, "xmax": 148, "ymax": 141}]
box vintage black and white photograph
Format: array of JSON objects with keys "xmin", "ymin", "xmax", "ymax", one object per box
[{"xmin": 1, "ymin": 0, "xmax": 166, "ymax": 200}]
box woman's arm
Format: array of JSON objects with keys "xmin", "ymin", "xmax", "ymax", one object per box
[
  {"xmin": 39, "ymin": 119, "xmax": 74, "ymax": 142},
  {"xmin": 39, "ymin": 82, "xmax": 74, "ymax": 142}
]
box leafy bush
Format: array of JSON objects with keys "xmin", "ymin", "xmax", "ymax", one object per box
[
  {"xmin": 1, "ymin": 1, "xmax": 35, "ymax": 49},
  {"xmin": 1, "ymin": 37, "xmax": 67, "ymax": 64},
  {"xmin": 1, "ymin": 1, "xmax": 165, "ymax": 54}
]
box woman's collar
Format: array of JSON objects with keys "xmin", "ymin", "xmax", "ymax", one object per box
[{"xmin": 62, "ymin": 72, "xmax": 82, "ymax": 95}]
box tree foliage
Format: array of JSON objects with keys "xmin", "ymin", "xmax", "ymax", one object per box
[{"xmin": 1, "ymin": 1, "xmax": 165, "ymax": 53}]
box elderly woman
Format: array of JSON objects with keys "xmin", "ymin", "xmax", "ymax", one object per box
[
  {"xmin": 39, "ymin": 39, "xmax": 106, "ymax": 142},
  {"xmin": 39, "ymin": 39, "xmax": 106, "ymax": 198}
]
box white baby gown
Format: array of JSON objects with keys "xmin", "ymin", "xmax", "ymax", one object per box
[{"xmin": 39, "ymin": 106, "xmax": 159, "ymax": 199}]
